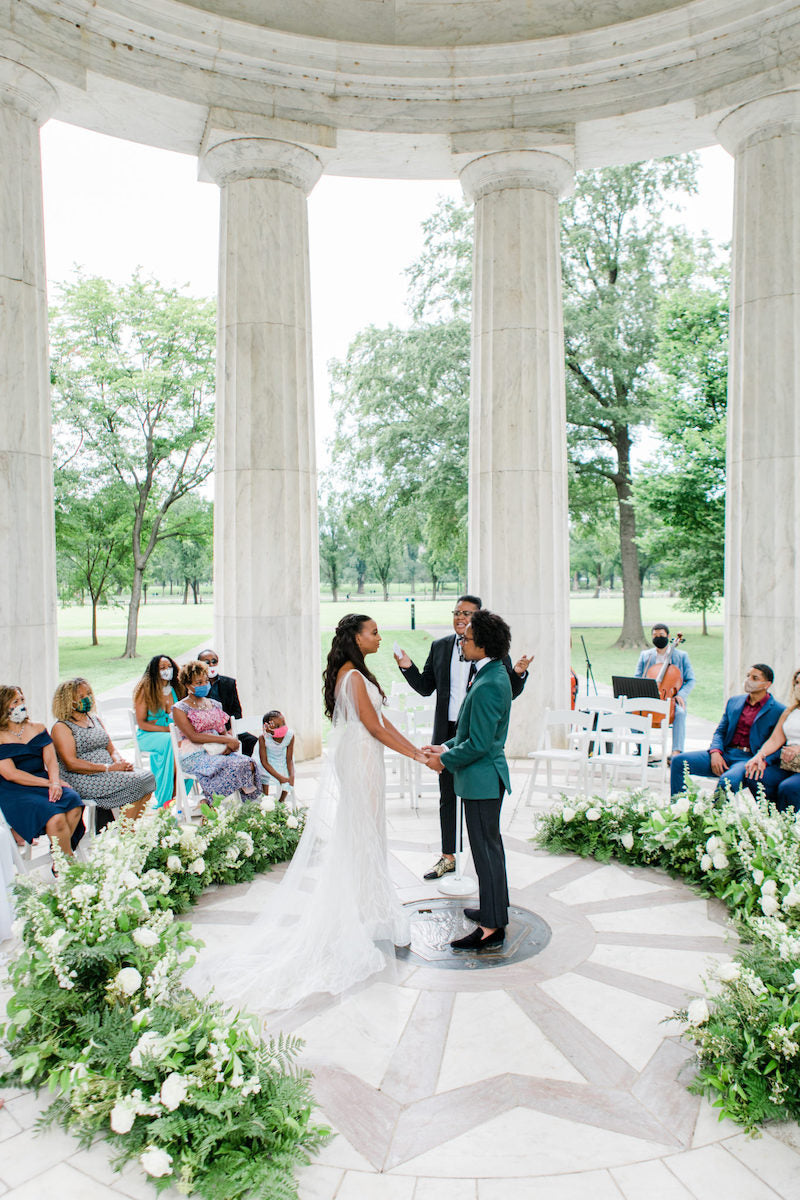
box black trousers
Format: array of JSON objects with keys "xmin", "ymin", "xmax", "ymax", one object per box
[
  {"xmin": 463, "ymin": 786, "xmax": 509, "ymax": 930},
  {"xmin": 439, "ymin": 721, "xmax": 458, "ymax": 854}
]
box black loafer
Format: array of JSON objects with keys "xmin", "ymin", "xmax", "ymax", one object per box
[
  {"xmin": 463, "ymin": 907, "xmax": 481, "ymax": 922},
  {"xmin": 450, "ymin": 927, "xmax": 505, "ymax": 951}
]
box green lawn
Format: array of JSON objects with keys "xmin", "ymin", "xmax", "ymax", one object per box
[
  {"xmin": 58, "ymin": 634, "xmax": 205, "ymax": 694},
  {"xmin": 571, "ymin": 626, "xmax": 723, "ymax": 723}
]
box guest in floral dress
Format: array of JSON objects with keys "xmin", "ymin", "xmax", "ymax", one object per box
[
  {"xmin": 51, "ymin": 678, "xmax": 155, "ymax": 824},
  {"xmin": 172, "ymin": 662, "xmax": 260, "ymax": 802}
]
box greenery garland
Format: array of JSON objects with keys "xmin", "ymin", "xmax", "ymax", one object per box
[
  {"xmin": 535, "ymin": 781, "xmax": 800, "ymax": 1132},
  {"xmin": 0, "ymin": 798, "xmax": 330, "ymax": 1198}
]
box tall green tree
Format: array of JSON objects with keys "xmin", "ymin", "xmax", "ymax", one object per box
[
  {"xmin": 637, "ymin": 254, "xmax": 728, "ymax": 632},
  {"xmin": 561, "ymin": 157, "xmax": 699, "ymax": 646},
  {"xmin": 50, "ymin": 273, "xmax": 216, "ymax": 657},
  {"xmin": 54, "ymin": 473, "xmax": 131, "ymax": 644}
]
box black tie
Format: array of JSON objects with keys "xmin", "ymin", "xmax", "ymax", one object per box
[{"xmin": 467, "ymin": 663, "xmax": 477, "ymax": 689}]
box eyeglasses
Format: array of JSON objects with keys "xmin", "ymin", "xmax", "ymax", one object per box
[
  {"xmin": 452, "ymin": 609, "xmax": 476, "ymax": 618},
  {"xmin": 201, "ymin": 658, "xmax": 219, "ymax": 665}
]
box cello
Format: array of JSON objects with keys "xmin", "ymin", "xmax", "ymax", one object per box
[{"xmin": 646, "ymin": 632, "xmax": 685, "ymax": 728}]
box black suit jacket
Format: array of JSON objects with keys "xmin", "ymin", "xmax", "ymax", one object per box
[
  {"xmin": 401, "ymin": 633, "xmax": 526, "ymax": 745},
  {"xmin": 207, "ymin": 673, "xmax": 243, "ymax": 729}
]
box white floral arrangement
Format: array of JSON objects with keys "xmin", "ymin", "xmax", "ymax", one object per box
[
  {"xmin": 0, "ymin": 799, "xmax": 329, "ymax": 1198},
  {"xmin": 536, "ymin": 781, "xmax": 800, "ymax": 1131}
]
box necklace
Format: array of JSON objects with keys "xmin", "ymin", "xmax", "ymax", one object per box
[{"xmin": 8, "ymin": 722, "xmax": 28, "ymax": 741}]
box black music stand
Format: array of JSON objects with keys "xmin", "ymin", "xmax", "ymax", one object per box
[{"xmin": 612, "ymin": 675, "xmax": 659, "ymax": 701}]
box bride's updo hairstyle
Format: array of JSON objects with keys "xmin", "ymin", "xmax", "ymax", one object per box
[{"xmin": 323, "ymin": 613, "xmax": 386, "ymax": 720}]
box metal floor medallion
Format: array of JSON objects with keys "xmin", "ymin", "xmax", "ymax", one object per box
[{"xmin": 397, "ymin": 898, "xmax": 552, "ymax": 970}]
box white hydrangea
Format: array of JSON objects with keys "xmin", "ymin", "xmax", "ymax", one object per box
[
  {"xmin": 130, "ymin": 1030, "xmax": 168, "ymax": 1068},
  {"xmin": 260, "ymin": 796, "xmax": 275, "ymax": 814},
  {"xmin": 671, "ymin": 796, "xmax": 691, "ymax": 817},
  {"xmin": 620, "ymin": 831, "xmax": 634, "ymax": 851},
  {"xmin": 761, "ymin": 878, "xmax": 778, "ymax": 896},
  {"xmin": 705, "ymin": 836, "xmax": 723, "ymax": 854},
  {"xmin": 114, "ymin": 967, "xmax": 142, "ymax": 996},
  {"xmin": 159, "ymin": 1072, "xmax": 188, "ymax": 1111},
  {"xmin": 109, "ymin": 1099, "xmax": 136, "ymax": 1134},
  {"xmin": 700, "ymin": 854, "xmax": 713, "ymax": 872},
  {"xmin": 70, "ymin": 884, "xmax": 97, "ymax": 904},
  {"xmin": 132, "ymin": 927, "xmax": 159, "ymax": 949},
  {"xmin": 687, "ymin": 998, "xmax": 710, "ymax": 1026},
  {"xmin": 188, "ymin": 857, "xmax": 206, "ymax": 875},
  {"xmin": 753, "ymin": 869, "xmax": 765, "ymax": 886},
  {"xmin": 760, "ymin": 894, "xmax": 780, "ymax": 916},
  {"xmin": 140, "ymin": 1146, "xmax": 173, "ymax": 1178},
  {"xmin": 717, "ymin": 961, "xmax": 741, "ymax": 983},
  {"xmin": 585, "ymin": 808, "xmax": 601, "ymax": 822},
  {"xmin": 286, "ymin": 815, "xmax": 300, "ymax": 830},
  {"xmin": 712, "ymin": 851, "xmax": 729, "ymax": 871},
  {"xmin": 166, "ymin": 855, "xmax": 182, "ymax": 873}
]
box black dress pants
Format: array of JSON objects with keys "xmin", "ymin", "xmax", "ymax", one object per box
[
  {"xmin": 439, "ymin": 721, "xmax": 458, "ymax": 854},
  {"xmin": 463, "ymin": 786, "xmax": 509, "ymax": 929}
]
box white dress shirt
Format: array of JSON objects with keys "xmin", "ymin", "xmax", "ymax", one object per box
[{"xmin": 448, "ymin": 636, "xmax": 471, "ymax": 722}]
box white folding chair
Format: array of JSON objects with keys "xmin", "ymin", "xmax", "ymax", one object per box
[
  {"xmin": 124, "ymin": 708, "xmax": 151, "ymax": 771},
  {"xmin": 519, "ymin": 708, "xmax": 595, "ymax": 807},
  {"xmin": 97, "ymin": 697, "xmax": 135, "ymax": 747},
  {"xmin": 169, "ymin": 724, "xmax": 205, "ymax": 821},
  {"xmin": 620, "ymin": 696, "xmax": 671, "ymax": 789},
  {"xmin": 592, "ymin": 712, "xmax": 653, "ymax": 793},
  {"xmin": 0, "ymin": 807, "xmax": 34, "ymax": 875},
  {"xmin": 234, "ymin": 714, "xmax": 262, "ymax": 743},
  {"xmin": 576, "ymin": 695, "xmax": 624, "ymax": 718},
  {"xmin": 383, "ymin": 706, "xmax": 412, "ymax": 805}
]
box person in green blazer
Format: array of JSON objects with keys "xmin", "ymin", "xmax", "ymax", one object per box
[{"xmin": 424, "ymin": 609, "xmax": 514, "ymax": 951}]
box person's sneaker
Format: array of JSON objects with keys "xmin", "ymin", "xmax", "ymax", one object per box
[{"xmin": 423, "ymin": 856, "xmax": 456, "ymax": 880}]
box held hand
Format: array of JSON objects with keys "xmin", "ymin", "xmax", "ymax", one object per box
[
  {"xmin": 421, "ymin": 744, "xmax": 447, "ymax": 756},
  {"xmin": 710, "ymin": 750, "xmax": 728, "ymax": 777},
  {"xmin": 745, "ymin": 754, "xmax": 765, "ymax": 780},
  {"xmin": 48, "ymin": 782, "xmax": 63, "ymax": 802},
  {"xmin": 111, "ymin": 760, "xmax": 133, "ymax": 772},
  {"xmin": 514, "ymin": 653, "xmax": 534, "ymax": 675},
  {"xmin": 224, "ymin": 736, "xmax": 240, "ymax": 752},
  {"xmin": 426, "ymin": 752, "xmax": 445, "ymax": 774},
  {"xmin": 394, "ymin": 649, "xmax": 412, "ymax": 669}
]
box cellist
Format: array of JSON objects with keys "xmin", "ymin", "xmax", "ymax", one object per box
[{"xmin": 634, "ymin": 623, "xmax": 695, "ymax": 758}]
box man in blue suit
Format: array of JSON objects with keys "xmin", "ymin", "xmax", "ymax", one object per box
[{"xmin": 670, "ymin": 663, "xmax": 785, "ymax": 796}]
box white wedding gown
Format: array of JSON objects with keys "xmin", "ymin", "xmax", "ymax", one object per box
[{"xmin": 189, "ymin": 670, "xmax": 410, "ymax": 1012}]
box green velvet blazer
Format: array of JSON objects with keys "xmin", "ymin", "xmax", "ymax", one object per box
[{"xmin": 440, "ymin": 658, "xmax": 512, "ymax": 799}]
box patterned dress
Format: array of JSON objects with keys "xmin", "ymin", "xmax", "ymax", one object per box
[
  {"xmin": 55, "ymin": 716, "xmax": 156, "ymax": 809},
  {"xmin": 174, "ymin": 699, "xmax": 259, "ymax": 801}
]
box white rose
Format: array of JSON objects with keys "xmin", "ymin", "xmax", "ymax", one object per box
[
  {"xmin": 286, "ymin": 815, "xmax": 299, "ymax": 830},
  {"xmin": 700, "ymin": 854, "xmax": 713, "ymax": 871},
  {"xmin": 783, "ymin": 890, "xmax": 800, "ymax": 909},
  {"xmin": 260, "ymin": 797, "xmax": 275, "ymax": 814},
  {"xmin": 712, "ymin": 852, "xmax": 729, "ymax": 871},
  {"xmin": 120, "ymin": 870, "xmax": 139, "ymax": 889},
  {"xmin": 620, "ymin": 831, "xmax": 634, "ymax": 851},
  {"xmin": 717, "ymin": 962, "xmax": 741, "ymax": 983},
  {"xmin": 115, "ymin": 967, "xmax": 142, "ymax": 996},
  {"xmin": 71, "ymin": 883, "xmax": 97, "ymax": 903},
  {"xmin": 760, "ymin": 894, "xmax": 780, "ymax": 916},
  {"xmin": 140, "ymin": 1146, "xmax": 173, "ymax": 1178},
  {"xmin": 109, "ymin": 1101, "xmax": 135, "ymax": 1134},
  {"xmin": 672, "ymin": 796, "xmax": 691, "ymax": 817},
  {"xmin": 705, "ymin": 836, "xmax": 721, "ymax": 853},
  {"xmin": 160, "ymin": 1072, "xmax": 188, "ymax": 1111},
  {"xmin": 561, "ymin": 806, "xmax": 576, "ymax": 823},
  {"xmin": 130, "ymin": 1030, "xmax": 162, "ymax": 1067},
  {"xmin": 687, "ymin": 998, "xmax": 710, "ymax": 1026},
  {"xmin": 585, "ymin": 808, "xmax": 602, "ymax": 822},
  {"xmin": 166, "ymin": 855, "xmax": 182, "ymax": 873},
  {"xmin": 753, "ymin": 869, "xmax": 765, "ymax": 886},
  {"xmin": 761, "ymin": 879, "xmax": 778, "ymax": 896},
  {"xmin": 132, "ymin": 927, "xmax": 159, "ymax": 949},
  {"xmin": 189, "ymin": 857, "xmax": 206, "ymax": 875}
]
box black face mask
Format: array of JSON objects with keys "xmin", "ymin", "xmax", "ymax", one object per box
[{"xmin": 652, "ymin": 635, "xmax": 669, "ymax": 649}]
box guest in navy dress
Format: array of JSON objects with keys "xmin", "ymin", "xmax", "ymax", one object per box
[{"xmin": 0, "ymin": 684, "xmax": 84, "ymax": 860}]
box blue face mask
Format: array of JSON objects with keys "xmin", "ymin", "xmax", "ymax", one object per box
[{"xmin": 193, "ymin": 683, "xmax": 211, "ymax": 698}]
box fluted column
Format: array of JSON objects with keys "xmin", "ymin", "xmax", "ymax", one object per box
[
  {"xmin": 461, "ymin": 149, "xmax": 573, "ymax": 756},
  {"xmin": 0, "ymin": 59, "xmax": 58, "ymax": 720},
  {"xmin": 203, "ymin": 138, "xmax": 323, "ymax": 759},
  {"xmin": 717, "ymin": 93, "xmax": 800, "ymax": 696}
]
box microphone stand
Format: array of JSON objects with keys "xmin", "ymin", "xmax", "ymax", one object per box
[{"xmin": 581, "ymin": 635, "xmax": 598, "ymax": 697}]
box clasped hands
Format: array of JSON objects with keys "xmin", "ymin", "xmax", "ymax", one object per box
[{"xmin": 417, "ymin": 744, "xmax": 446, "ymax": 774}]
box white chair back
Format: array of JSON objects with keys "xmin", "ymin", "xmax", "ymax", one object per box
[
  {"xmin": 234, "ymin": 714, "xmax": 262, "ymax": 741},
  {"xmin": 127, "ymin": 708, "xmax": 149, "ymax": 771},
  {"xmin": 97, "ymin": 697, "xmax": 135, "ymax": 746},
  {"xmin": 169, "ymin": 723, "xmax": 204, "ymax": 821},
  {"xmin": 620, "ymin": 696, "xmax": 671, "ymax": 788}
]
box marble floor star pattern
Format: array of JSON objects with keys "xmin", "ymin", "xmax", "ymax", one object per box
[{"xmin": 2, "ymin": 753, "xmax": 800, "ymax": 1200}]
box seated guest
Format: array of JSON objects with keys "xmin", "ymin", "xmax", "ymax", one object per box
[
  {"xmin": 744, "ymin": 666, "xmax": 800, "ymax": 811},
  {"xmin": 172, "ymin": 661, "xmax": 260, "ymax": 803},
  {"xmin": 133, "ymin": 655, "xmax": 185, "ymax": 809},
  {"xmin": 670, "ymin": 663, "xmax": 784, "ymax": 796},
  {"xmin": 52, "ymin": 678, "xmax": 156, "ymax": 825},
  {"xmin": 196, "ymin": 648, "xmax": 256, "ymax": 756},
  {"xmin": 253, "ymin": 710, "xmax": 295, "ymax": 802},
  {"xmin": 0, "ymin": 684, "xmax": 84, "ymax": 863}
]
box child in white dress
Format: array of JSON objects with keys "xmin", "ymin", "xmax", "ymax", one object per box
[{"xmin": 252, "ymin": 710, "xmax": 295, "ymax": 803}]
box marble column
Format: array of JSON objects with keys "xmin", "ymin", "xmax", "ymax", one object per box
[
  {"xmin": 0, "ymin": 59, "xmax": 58, "ymax": 721},
  {"xmin": 203, "ymin": 138, "xmax": 323, "ymax": 759},
  {"xmin": 717, "ymin": 93, "xmax": 800, "ymax": 697},
  {"xmin": 461, "ymin": 149, "xmax": 573, "ymax": 756}
]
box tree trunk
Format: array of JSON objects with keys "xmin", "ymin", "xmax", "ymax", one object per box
[
  {"xmin": 183, "ymin": 577, "xmax": 190, "ymax": 604},
  {"xmin": 123, "ymin": 567, "xmax": 144, "ymax": 658},
  {"xmin": 91, "ymin": 597, "xmax": 99, "ymax": 646},
  {"xmin": 431, "ymin": 573, "xmax": 439, "ymax": 600},
  {"xmin": 593, "ymin": 564, "xmax": 601, "ymax": 598},
  {"xmin": 192, "ymin": 578, "xmax": 199, "ymax": 603},
  {"xmin": 612, "ymin": 430, "xmax": 646, "ymax": 648},
  {"xmin": 702, "ymin": 605, "xmax": 708, "ymax": 636}
]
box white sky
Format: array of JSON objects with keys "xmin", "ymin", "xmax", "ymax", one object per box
[{"xmin": 40, "ymin": 121, "xmax": 734, "ymax": 461}]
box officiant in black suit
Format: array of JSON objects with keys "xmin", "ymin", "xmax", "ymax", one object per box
[
  {"xmin": 197, "ymin": 648, "xmax": 257, "ymax": 756},
  {"xmin": 394, "ymin": 594, "xmax": 532, "ymax": 881}
]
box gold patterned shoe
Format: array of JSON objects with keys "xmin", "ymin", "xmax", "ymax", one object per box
[{"xmin": 423, "ymin": 856, "xmax": 456, "ymax": 880}]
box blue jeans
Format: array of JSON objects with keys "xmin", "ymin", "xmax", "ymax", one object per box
[
  {"xmin": 671, "ymin": 702, "xmax": 687, "ymax": 754},
  {"xmin": 670, "ymin": 747, "xmax": 751, "ymax": 797},
  {"xmin": 740, "ymin": 764, "xmax": 800, "ymax": 811}
]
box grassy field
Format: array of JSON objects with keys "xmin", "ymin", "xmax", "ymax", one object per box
[{"xmin": 57, "ymin": 598, "xmax": 724, "ymax": 721}]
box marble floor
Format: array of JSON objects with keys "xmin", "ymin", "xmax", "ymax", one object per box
[{"xmin": 2, "ymin": 754, "xmax": 800, "ymax": 1200}]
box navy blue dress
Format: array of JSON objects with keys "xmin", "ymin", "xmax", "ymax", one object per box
[{"xmin": 0, "ymin": 731, "xmax": 84, "ymax": 843}]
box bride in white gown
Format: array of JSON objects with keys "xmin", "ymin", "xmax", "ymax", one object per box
[{"xmin": 189, "ymin": 614, "xmax": 427, "ymax": 1012}]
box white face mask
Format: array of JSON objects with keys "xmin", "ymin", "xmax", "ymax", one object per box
[
  {"xmin": 205, "ymin": 665, "xmax": 218, "ymax": 679},
  {"xmin": 9, "ymin": 704, "xmax": 27, "ymax": 723},
  {"xmin": 159, "ymin": 668, "xmax": 173, "ymax": 682}
]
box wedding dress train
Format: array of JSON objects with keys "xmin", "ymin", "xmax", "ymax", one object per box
[{"xmin": 188, "ymin": 670, "xmax": 410, "ymax": 1012}]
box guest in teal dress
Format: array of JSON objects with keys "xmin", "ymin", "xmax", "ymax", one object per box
[
  {"xmin": 133, "ymin": 655, "xmax": 185, "ymax": 808},
  {"xmin": 0, "ymin": 684, "xmax": 84, "ymax": 860}
]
